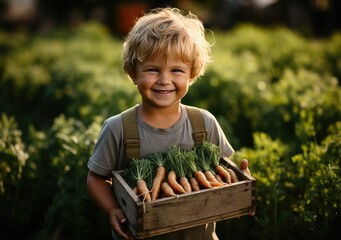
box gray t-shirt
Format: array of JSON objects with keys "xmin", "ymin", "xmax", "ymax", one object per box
[
  {"xmin": 87, "ymin": 104, "xmax": 234, "ymax": 240},
  {"xmin": 88, "ymin": 104, "xmax": 234, "ymax": 176}
]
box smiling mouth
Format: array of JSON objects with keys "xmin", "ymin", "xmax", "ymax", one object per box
[{"xmin": 153, "ymin": 90, "xmax": 174, "ymax": 94}]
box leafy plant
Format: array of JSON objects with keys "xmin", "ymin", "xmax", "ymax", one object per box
[{"xmin": 0, "ymin": 114, "xmax": 28, "ymax": 195}]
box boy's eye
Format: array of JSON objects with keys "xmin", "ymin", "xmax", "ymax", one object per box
[
  {"xmin": 172, "ymin": 69, "xmax": 184, "ymax": 73},
  {"xmin": 147, "ymin": 68, "xmax": 158, "ymax": 72}
]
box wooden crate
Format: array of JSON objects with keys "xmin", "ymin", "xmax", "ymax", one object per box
[{"xmin": 112, "ymin": 157, "xmax": 256, "ymax": 239}]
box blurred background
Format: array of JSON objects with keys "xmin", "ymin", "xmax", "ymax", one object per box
[
  {"xmin": 0, "ymin": 1, "xmax": 340, "ymax": 240},
  {"xmin": 1, "ymin": 0, "xmax": 340, "ymax": 37}
]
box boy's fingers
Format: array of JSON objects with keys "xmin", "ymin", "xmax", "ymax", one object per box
[
  {"xmin": 110, "ymin": 210, "xmax": 133, "ymax": 240},
  {"xmin": 240, "ymin": 159, "xmax": 248, "ymax": 170},
  {"xmin": 240, "ymin": 159, "xmax": 251, "ymax": 176},
  {"xmin": 112, "ymin": 220, "xmax": 133, "ymax": 240}
]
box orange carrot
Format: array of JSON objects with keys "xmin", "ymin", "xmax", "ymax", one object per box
[
  {"xmin": 151, "ymin": 166, "xmax": 166, "ymax": 200},
  {"xmin": 215, "ymin": 165, "xmax": 231, "ymax": 184},
  {"xmin": 205, "ymin": 170, "xmax": 225, "ymax": 188},
  {"xmin": 132, "ymin": 187, "xmax": 138, "ymax": 195},
  {"xmin": 194, "ymin": 171, "xmax": 212, "ymax": 189},
  {"xmin": 189, "ymin": 177, "xmax": 200, "ymax": 191},
  {"xmin": 179, "ymin": 176, "xmax": 192, "ymax": 193},
  {"xmin": 195, "ymin": 140, "xmax": 228, "ymax": 187},
  {"xmin": 167, "ymin": 146, "xmax": 192, "ymax": 194},
  {"xmin": 123, "ymin": 158, "xmax": 152, "ymax": 201},
  {"xmin": 197, "ymin": 141, "xmax": 231, "ymax": 183},
  {"xmin": 204, "ymin": 170, "xmax": 219, "ymax": 182},
  {"xmin": 215, "ymin": 174, "xmax": 224, "ymax": 183},
  {"xmin": 185, "ymin": 149, "xmax": 212, "ymax": 189},
  {"xmin": 227, "ymin": 168, "xmax": 239, "ymax": 183},
  {"xmin": 194, "ymin": 141, "xmax": 225, "ymax": 188},
  {"xmin": 148, "ymin": 152, "xmax": 167, "ymax": 200},
  {"xmin": 167, "ymin": 170, "xmax": 186, "ymax": 194},
  {"xmin": 137, "ymin": 179, "xmax": 151, "ymax": 201},
  {"xmin": 161, "ymin": 181, "xmax": 176, "ymax": 197},
  {"xmin": 209, "ymin": 180, "xmax": 224, "ymax": 187}
]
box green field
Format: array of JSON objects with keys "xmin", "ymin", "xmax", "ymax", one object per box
[{"xmin": 0, "ymin": 22, "xmax": 340, "ymax": 239}]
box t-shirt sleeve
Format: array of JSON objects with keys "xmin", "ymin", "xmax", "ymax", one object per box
[
  {"xmin": 201, "ymin": 109, "xmax": 235, "ymax": 158},
  {"xmin": 87, "ymin": 115, "xmax": 124, "ymax": 177}
]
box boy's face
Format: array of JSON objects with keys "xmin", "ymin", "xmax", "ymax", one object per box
[{"xmin": 134, "ymin": 52, "xmax": 193, "ymax": 109}]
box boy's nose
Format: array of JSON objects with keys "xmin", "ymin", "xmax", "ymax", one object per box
[{"xmin": 157, "ymin": 72, "xmax": 171, "ymax": 85}]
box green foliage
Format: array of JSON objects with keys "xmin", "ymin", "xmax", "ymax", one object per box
[
  {"xmin": 32, "ymin": 115, "xmax": 106, "ymax": 239},
  {"xmin": 186, "ymin": 25, "xmax": 341, "ymax": 152},
  {"xmin": 0, "ymin": 22, "xmax": 138, "ymax": 131},
  {"xmin": 229, "ymin": 126, "xmax": 340, "ymax": 239},
  {"xmin": 0, "ymin": 114, "xmax": 28, "ymax": 194},
  {"xmin": 0, "ymin": 113, "xmax": 29, "ymax": 237},
  {"xmin": 291, "ymin": 122, "xmax": 341, "ymax": 239},
  {"xmin": 0, "ymin": 23, "xmax": 340, "ymax": 239},
  {"xmin": 232, "ymin": 132, "xmax": 288, "ymax": 239}
]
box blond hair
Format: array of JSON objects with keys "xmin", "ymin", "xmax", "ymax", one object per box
[{"xmin": 122, "ymin": 7, "xmax": 212, "ymax": 82}]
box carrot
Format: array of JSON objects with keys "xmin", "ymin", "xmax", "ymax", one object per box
[
  {"xmin": 195, "ymin": 141, "xmax": 231, "ymax": 187},
  {"xmin": 215, "ymin": 174, "xmax": 224, "ymax": 183},
  {"xmin": 194, "ymin": 171, "xmax": 212, "ymax": 189},
  {"xmin": 167, "ymin": 170, "xmax": 186, "ymax": 194},
  {"xmin": 189, "ymin": 177, "xmax": 200, "ymax": 191},
  {"xmin": 204, "ymin": 170, "xmax": 224, "ymax": 187},
  {"xmin": 148, "ymin": 152, "xmax": 167, "ymax": 200},
  {"xmin": 161, "ymin": 182, "xmax": 176, "ymax": 197},
  {"xmin": 132, "ymin": 187, "xmax": 138, "ymax": 195},
  {"xmin": 151, "ymin": 166, "xmax": 166, "ymax": 200},
  {"xmin": 195, "ymin": 142, "xmax": 224, "ymax": 188},
  {"xmin": 209, "ymin": 180, "xmax": 224, "ymax": 187},
  {"xmin": 227, "ymin": 168, "xmax": 239, "ymax": 183},
  {"xmin": 204, "ymin": 170, "xmax": 218, "ymax": 182},
  {"xmin": 137, "ymin": 179, "xmax": 151, "ymax": 201},
  {"xmin": 123, "ymin": 158, "xmax": 152, "ymax": 202},
  {"xmin": 215, "ymin": 165, "xmax": 231, "ymax": 184},
  {"xmin": 167, "ymin": 146, "xmax": 191, "ymax": 193},
  {"xmin": 186, "ymin": 149, "xmax": 212, "ymax": 189},
  {"xmin": 179, "ymin": 176, "xmax": 192, "ymax": 193}
]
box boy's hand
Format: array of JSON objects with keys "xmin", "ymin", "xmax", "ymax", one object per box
[
  {"xmin": 110, "ymin": 208, "xmax": 135, "ymax": 240},
  {"xmin": 240, "ymin": 159, "xmax": 255, "ymax": 216},
  {"xmin": 240, "ymin": 159, "xmax": 251, "ymax": 176}
]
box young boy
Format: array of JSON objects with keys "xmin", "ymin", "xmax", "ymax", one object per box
[{"xmin": 86, "ymin": 7, "xmax": 251, "ymax": 240}]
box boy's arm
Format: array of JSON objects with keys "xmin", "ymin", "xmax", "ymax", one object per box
[{"xmin": 86, "ymin": 170, "xmax": 134, "ymax": 240}]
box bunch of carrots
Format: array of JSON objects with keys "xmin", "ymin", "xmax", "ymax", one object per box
[{"xmin": 123, "ymin": 141, "xmax": 240, "ymax": 202}]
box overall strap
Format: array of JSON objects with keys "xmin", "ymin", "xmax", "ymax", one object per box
[
  {"xmin": 121, "ymin": 107, "xmax": 140, "ymax": 162},
  {"xmin": 185, "ymin": 106, "xmax": 207, "ymax": 145}
]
